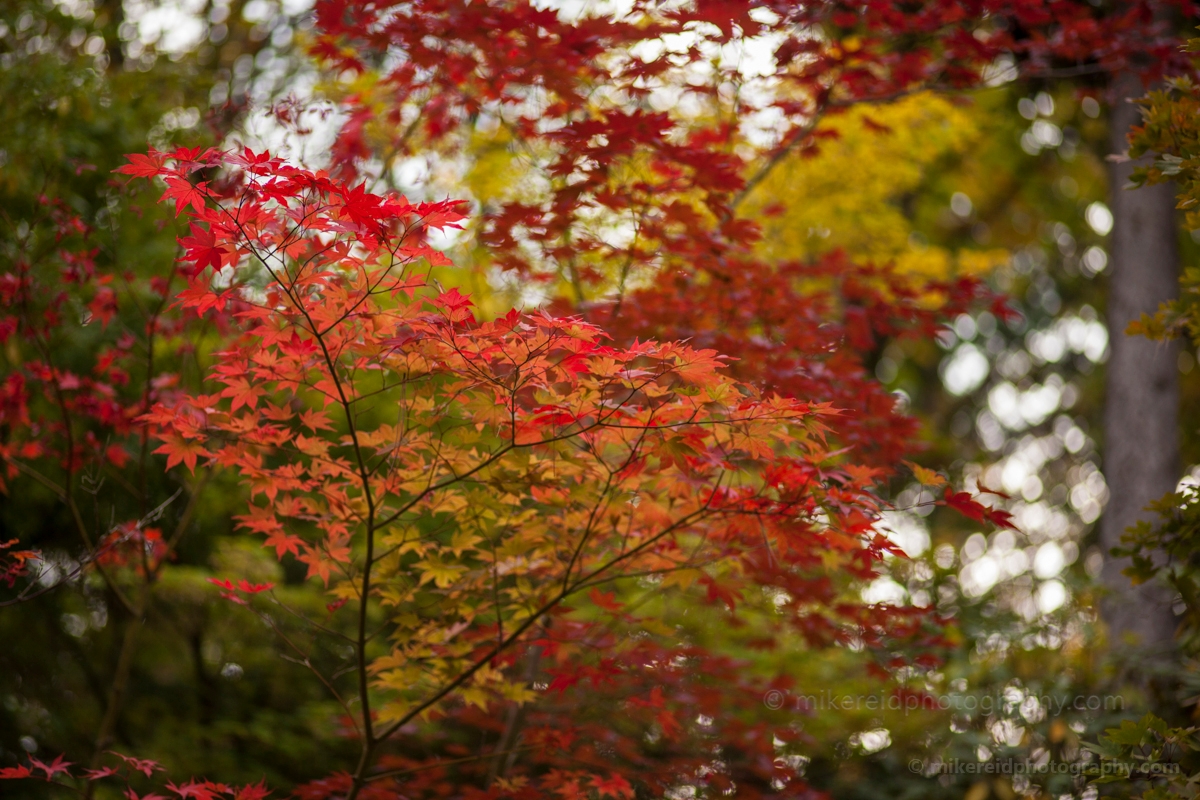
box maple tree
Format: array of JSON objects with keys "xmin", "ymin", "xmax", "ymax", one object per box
[{"xmin": 129, "ymin": 146, "xmax": 962, "ymax": 799}]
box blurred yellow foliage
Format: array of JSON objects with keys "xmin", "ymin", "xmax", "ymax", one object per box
[
  {"xmin": 742, "ymin": 92, "xmax": 1007, "ymax": 283},
  {"xmin": 463, "ymin": 126, "xmax": 528, "ymax": 205}
]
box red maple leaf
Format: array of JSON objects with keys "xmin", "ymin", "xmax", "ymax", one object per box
[
  {"xmin": 166, "ymin": 781, "xmax": 228, "ymax": 800},
  {"xmin": 153, "ymin": 433, "xmax": 209, "ymax": 473},
  {"xmin": 88, "ymin": 286, "xmax": 118, "ymax": 326},
  {"xmin": 985, "ymin": 507, "xmax": 1018, "ymax": 531},
  {"xmin": 235, "ymin": 781, "xmax": 272, "ymax": 800},
  {"xmin": 942, "ymin": 487, "xmax": 1017, "ymax": 530},
  {"xmin": 114, "ymin": 151, "xmax": 166, "ymax": 179},
  {"xmin": 179, "ymin": 223, "xmax": 228, "ymax": 275},
  {"xmin": 942, "ymin": 487, "xmax": 986, "ymax": 523},
  {"xmin": 590, "ymin": 774, "xmax": 634, "ymax": 799},
  {"xmin": 588, "ymin": 587, "xmax": 623, "ymax": 612},
  {"xmin": 263, "ymin": 530, "xmax": 303, "ymax": 559},
  {"xmin": 109, "ymin": 752, "xmax": 162, "ymax": 778},
  {"xmin": 29, "ymin": 754, "xmax": 73, "ymax": 779},
  {"xmin": 220, "ymin": 378, "xmax": 258, "ymax": 412},
  {"xmin": 159, "ymin": 177, "xmax": 210, "ymax": 218},
  {"xmin": 339, "ymin": 182, "xmax": 384, "ymax": 231},
  {"xmin": 546, "ymin": 669, "xmax": 583, "ymax": 693},
  {"xmin": 299, "ymin": 549, "xmax": 335, "ymax": 586},
  {"xmin": 175, "ymin": 278, "xmax": 229, "ymax": 315}
]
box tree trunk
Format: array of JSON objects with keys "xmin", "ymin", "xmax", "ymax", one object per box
[{"xmin": 1098, "ymin": 72, "xmax": 1181, "ymax": 653}]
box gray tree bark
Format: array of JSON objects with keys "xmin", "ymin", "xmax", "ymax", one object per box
[{"xmin": 1098, "ymin": 72, "xmax": 1181, "ymax": 653}]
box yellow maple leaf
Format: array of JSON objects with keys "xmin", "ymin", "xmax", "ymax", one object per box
[
  {"xmin": 448, "ymin": 531, "xmax": 482, "ymax": 556},
  {"xmin": 903, "ymin": 460, "xmax": 946, "ymax": 487},
  {"xmin": 498, "ymin": 682, "xmax": 539, "ymax": 704},
  {"xmin": 659, "ymin": 568, "xmax": 702, "ymax": 591},
  {"xmin": 414, "ymin": 559, "xmax": 467, "ymax": 588},
  {"xmin": 458, "ymin": 685, "xmax": 491, "ymax": 710}
]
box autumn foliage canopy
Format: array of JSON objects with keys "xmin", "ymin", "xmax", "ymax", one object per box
[{"xmin": 0, "ymin": 0, "xmax": 1193, "ymax": 797}]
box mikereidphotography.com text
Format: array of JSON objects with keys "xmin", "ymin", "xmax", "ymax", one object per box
[{"xmin": 762, "ymin": 688, "xmax": 1123, "ymax": 716}]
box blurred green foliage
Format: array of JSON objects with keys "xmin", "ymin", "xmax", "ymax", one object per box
[{"xmin": 0, "ymin": 0, "xmax": 356, "ymax": 794}]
